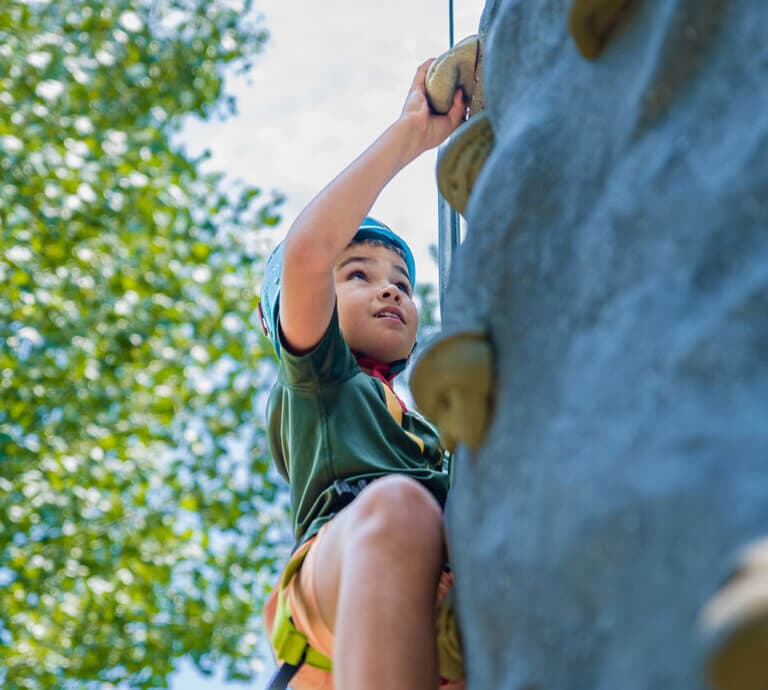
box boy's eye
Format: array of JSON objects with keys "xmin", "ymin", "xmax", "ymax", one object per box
[
  {"xmin": 396, "ymin": 281, "xmax": 412, "ymax": 295},
  {"xmin": 349, "ymin": 270, "xmax": 367, "ymax": 281}
]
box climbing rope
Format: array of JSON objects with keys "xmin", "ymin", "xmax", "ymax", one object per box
[{"xmin": 437, "ymin": 0, "xmax": 462, "ymax": 317}]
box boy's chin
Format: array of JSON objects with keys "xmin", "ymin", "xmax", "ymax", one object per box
[
  {"xmin": 355, "ymin": 340, "xmax": 412, "ymax": 364},
  {"xmin": 364, "ymin": 349, "xmax": 409, "ymax": 363}
]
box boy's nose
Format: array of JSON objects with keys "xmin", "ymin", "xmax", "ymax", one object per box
[{"xmin": 379, "ymin": 285, "xmax": 402, "ymax": 302}]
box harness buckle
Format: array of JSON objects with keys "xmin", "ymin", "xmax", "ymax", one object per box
[
  {"xmin": 271, "ymin": 589, "xmax": 310, "ymax": 665},
  {"xmin": 271, "ymin": 583, "xmax": 332, "ymax": 672}
]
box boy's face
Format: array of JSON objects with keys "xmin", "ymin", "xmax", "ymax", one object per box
[{"xmin": 334, "ymin": 242, "xmax": 418, "ymax": 363}]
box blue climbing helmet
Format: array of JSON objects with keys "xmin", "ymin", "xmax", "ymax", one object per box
[{"xmin": 258, "ymin": 216, "xmax": 416, "ymax": 358}]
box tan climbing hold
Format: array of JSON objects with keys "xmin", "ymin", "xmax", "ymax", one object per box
[
  {"xmin": 426, "ymin": 34, "xmax": 484, "ymax": 115},
  {"xmin": 699, "ymin": 538, "xmax": 768, "ymax": 690},
  {"xmin": 410, "ymin": 331, "xmax": 495, "ymax": 453},
  {"xmin": 437, "ymin": 111, "xmax": 494, "ymax": 216},
  {"xmin": 436, "ymin": 591, "xmax": 465, "ymax": 681},
  {"xmin": 468, "ymin": 41, "xmax": 484, "ymax": 117},
  {"xmin": 569, "ymin": 0, "xmax": 633, "ymax": 60}
]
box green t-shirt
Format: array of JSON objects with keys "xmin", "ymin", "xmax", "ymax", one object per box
[{"xmin": 266, "ymin": 307, "xmax": 449, "ymax": 546}]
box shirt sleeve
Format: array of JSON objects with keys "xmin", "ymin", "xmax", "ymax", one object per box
[{"xmin": 276, "ymin": 303, "xmax": 359, "ymax": 387}]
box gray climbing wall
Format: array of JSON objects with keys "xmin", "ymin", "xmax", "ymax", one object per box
[{"xmin": 443, "ymin": 1, "xmax": 768, "ymax": 688}]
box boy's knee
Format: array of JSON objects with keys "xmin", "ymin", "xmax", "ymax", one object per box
[{"xmin": 348, "ymin": 475, "xmax": 444, "ymax": 549}]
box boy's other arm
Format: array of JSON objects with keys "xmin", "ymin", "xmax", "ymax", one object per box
[{"xmin": 279, "ymin": 60, "xmax": 466, "ymax": 354}]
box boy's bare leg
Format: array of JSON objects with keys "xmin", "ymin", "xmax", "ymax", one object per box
[{"xmin": 310, "ymin": 475, "xmax": 446, "ymax": 690}]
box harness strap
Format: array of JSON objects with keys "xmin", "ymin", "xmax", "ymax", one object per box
[
  {"xmin": 266, "ymin": 659, "xmax": 302, "ymax": 690},
  {"xmin": 380, "ymin": 382, "xmax": 425, "ymax": 453},
  {"xmin": 268, "ymin": 547, "xmax": 332, "ymax": 689}
]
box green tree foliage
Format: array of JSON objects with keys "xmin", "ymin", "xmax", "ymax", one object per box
[{"xmin": 0, "ymin": 1, "xmax": 291, "ymax": 687}]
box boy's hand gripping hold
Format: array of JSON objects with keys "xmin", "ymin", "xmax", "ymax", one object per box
[{"xmin": 401, "ymin": 59, "xmax": 468, "ymax": 156}]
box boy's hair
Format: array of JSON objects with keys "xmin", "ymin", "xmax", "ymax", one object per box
[{"xmin": 347, "ymin": 237, "xmax": 409, "ymax": 277}]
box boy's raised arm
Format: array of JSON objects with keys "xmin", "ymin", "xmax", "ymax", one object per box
[{"xmin": 278, "ymin": 60, "xmax": 466, "ymax": 355}]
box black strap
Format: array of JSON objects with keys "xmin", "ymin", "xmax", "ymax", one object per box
[
  {"xmin": 266, "ymin": 660, "xmax": 303, "ymax": 690},
  {"xmin": 332, "ymin": 478, "xmax": 369, "ymax": 499},
  {"xmin": 324, "ymin": 478, "xmax": 372, "ymax": 515}
]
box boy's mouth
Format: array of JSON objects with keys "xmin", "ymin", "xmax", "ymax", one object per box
[{"xmin": 375, "ymin": 307, "xmax": 405, "ymax": 324}]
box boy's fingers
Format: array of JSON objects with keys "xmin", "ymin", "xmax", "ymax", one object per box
[
  {"xmin": 447, "ymin": 88, "xmax": 468, "ymax": 126},
  {"xmin": 412, "ymin": 59, "xmax": 434, "ymax": 90},
  {"xmin": 418, "ymin": 58, "xmax": 435, "ymax": 74}
]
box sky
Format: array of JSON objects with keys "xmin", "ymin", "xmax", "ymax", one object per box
[
  {"xmin": 182, "ymin": 0, "xmax": 486, "ymax": 297},
  {"xmin": 172, "ymin": 1, "xmax": 485, "ymax": 687}
]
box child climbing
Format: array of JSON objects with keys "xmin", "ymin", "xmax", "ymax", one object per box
[{"xmin": 259, "ymin": 57, "xmax": 469, "ymax": 690}]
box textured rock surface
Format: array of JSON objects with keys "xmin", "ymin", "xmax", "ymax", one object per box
[{"xmin": 442, "ymin": 1, "xmax": 768, "ymax": 688}]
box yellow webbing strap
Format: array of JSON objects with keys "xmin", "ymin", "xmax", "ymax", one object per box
[
  {"xmin": 271, "ymin": 548, "xmax": 332, "ymax": 671},
  {"xmin": 380, "ymin": 382, "xmax": 425, "ymax": 453}
]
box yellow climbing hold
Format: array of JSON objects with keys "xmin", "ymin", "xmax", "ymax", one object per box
[
  {"xmin": 570, "ymin": 0, "xmax": 633, "ymax": 60},
  {"xmin": 436, "ymin": 112, "xmax": 494, "ymax": 217},
  {"xmin": 410, "ymin": 331, "xmax": 495, "ymax": 453},
  {"xmin": 426, "ymin": 34, "xmax": 484, "ymax": 115}
]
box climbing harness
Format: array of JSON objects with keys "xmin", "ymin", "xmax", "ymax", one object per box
[
  {"xmin": 265, "ymin": 374, "xmax": 426, "ymax": 690},
  {"xmin": 437, "ymin": 0, "xmax": 462, "ymax": 317}
]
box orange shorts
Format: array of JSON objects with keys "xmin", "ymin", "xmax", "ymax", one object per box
[{"xmin": 263, "ymin": 522, "xmax": 465, "ymax": 690}]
